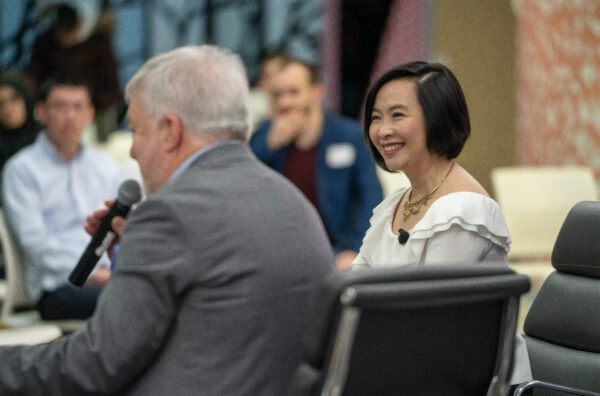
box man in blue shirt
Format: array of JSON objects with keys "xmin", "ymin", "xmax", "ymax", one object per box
[
  {"xmin": 250, "ymin": 58, "xmax": 382, "ymax": 269},
  {"xmin": 1, "ymin": 74, "xmax": 121, "ymax": 320}
]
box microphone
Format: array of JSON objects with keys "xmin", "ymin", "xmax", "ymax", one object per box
[
  {"xmin": 398, "ymin": 229, "xmax": 410, "ymax": 245},
  {"xmin": 69, "ymin": 179, "xmax": 142, "ymax": 287}
]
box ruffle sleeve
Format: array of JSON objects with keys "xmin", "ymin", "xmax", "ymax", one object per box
[{"xmin": 407, "ymin": 192, "xmax": 511, "ymax": 260}]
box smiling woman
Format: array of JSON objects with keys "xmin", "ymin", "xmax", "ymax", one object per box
[
  {"xmin": 357, "ymin": 62, "xmax": 486, "ymax": 240},
  {"xmin": 368, "ymin": 79, "xmax": 429, "ymax": 175},
  {"xmin": 352, "ymin": 61, "xmax": 531, "ymax": 386}
]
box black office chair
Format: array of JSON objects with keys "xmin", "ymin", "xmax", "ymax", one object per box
[
  {"xmin": 516, "ymin": 201, "xmax": 600, "ymax": 396},
  {"xmin": 288, "ymin": 264, "xmax": 530, "ymax": 396}
]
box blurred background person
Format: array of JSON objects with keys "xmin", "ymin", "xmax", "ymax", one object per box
[
  {"xmin": 250, "ymin": 58, "xmax": 382, "ymax": 269},
  {"xmin": 353, "ymin": 61, "xmax": 531, "ymax": 387},
  {"xmin": 28, "ymin": 2, "xmax": 121, "ymax": 143},
  {"xmin": 248, "ymin": 50, "xmax": 291, "ymax": 135},
  {"xmin": 1, "ymin": 74, "xmax": 121, "ymax": 320},
  {"xmin": 0, "ymin": 70, "xmax": 40, "ymax": 178}
]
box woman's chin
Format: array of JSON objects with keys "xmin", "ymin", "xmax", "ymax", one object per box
[{"xmin": 383, "ymin": 159, "xmax": 404, "ymax": 173}]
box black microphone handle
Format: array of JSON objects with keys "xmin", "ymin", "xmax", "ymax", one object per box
[{"xmin": 68, "ymin": 201, "xmax": 130, "ymax": 287}]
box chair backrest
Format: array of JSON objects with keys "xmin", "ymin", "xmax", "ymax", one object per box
[
  {"xmin": 491, "ymin": 166, "xmax": 598, "ymax": 259},
  {"xmin": 288, "ymin": 265, "xmax": 530, "ymax": 396},
  {"xmin": 523, "ymin": 201, "xmax": 600, "ymax": 395},
  {"xmin": 0, "ymin": 208, "xmax": 36, "ymax": 321}
]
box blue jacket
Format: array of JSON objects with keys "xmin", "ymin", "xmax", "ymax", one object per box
[{"xmin": 250, "ymin": 114, "xmax": 382, "ymax": 252}]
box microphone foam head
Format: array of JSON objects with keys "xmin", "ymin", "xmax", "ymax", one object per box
[
  {"xmin": 398, "ymin": 229, "xmax": 409, "ymax": 245},
  {"xmin": 118, "ymin": 179, "xmax": 142, "ymax": 206}
]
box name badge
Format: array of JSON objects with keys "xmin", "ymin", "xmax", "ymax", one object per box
[{"xmin": 325, "ymin": 144, "xmax": 356, "ymax": 169}]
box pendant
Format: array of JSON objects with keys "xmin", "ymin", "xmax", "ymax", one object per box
[
  {"xmin": 403, "ymin": 193, "xmax": 433, "ymax": 220},
  {"xmin": 403, "ymin": 202, "xmax": 419, "ymax": 218}
]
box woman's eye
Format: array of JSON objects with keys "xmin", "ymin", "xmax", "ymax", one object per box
[
  {"xmin": 392, "ymin": 112, "xmax": 405, "ymax": 118},
  {"xmin": 370, "ymin": 115, "xmax": 381, "ymax": 121}
]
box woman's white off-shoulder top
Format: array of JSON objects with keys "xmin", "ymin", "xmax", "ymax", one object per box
[{"xmin": 353, "ymin": 187, "xmax": 512, "ymax": 269}]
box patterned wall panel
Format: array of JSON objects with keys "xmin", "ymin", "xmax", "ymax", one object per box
[
  {"xmin": 0, "ymin": 0, "xmax": 321, "ymax": 87},
  {"xmin": 146, "ymin": 0, "xmax": 321, "ymax": 83},
  {"xmin": 515, "ymin": 0, "xmax": 600, "ymax": 185}
]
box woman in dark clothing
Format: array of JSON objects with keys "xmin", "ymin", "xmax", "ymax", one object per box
[{"xmin": 0, "ymin": 71, "xmax": 41, "ymax": 175}]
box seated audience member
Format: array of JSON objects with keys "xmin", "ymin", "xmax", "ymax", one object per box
[
  {"xmin": 0, "ymin": 71, "xmax": 40, "ymax": 176},
  {"xmin": 250, "ymin": 58, "xmax": 382, "ymax": 269},
  {"xmin": 0, "ymin": 45, "xmax": 333, "ymax": 395},
  {"xmin": 352, "ymin": 61, "xmax": 531, "ymax": 386},
  {"xmin": 29, "ymin": 2, "xmax": 121, "ymax": 142},
  {"xmin": 248, "ymin": 50, "xmax": 291, "ymax": 133},
  {"xmin": 1, "ymin": 74, "xmax": 121, "ymax": 320}
]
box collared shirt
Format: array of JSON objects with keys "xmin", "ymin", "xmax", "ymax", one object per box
[
  {"xmin": 1, "ymin": 133, "xmax": 122, "ymax": 300},
  {"xmin": 169, "ymin": 140, "xmax": 245, "ymax": 183}
]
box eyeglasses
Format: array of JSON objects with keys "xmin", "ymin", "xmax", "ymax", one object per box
[{"xmin": 46, "ymin": 101, "xmax": 90, "ymax": 114}]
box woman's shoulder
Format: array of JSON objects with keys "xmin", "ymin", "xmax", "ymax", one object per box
[
  {"xmin": 412, "ymin": 190, "xmax": 511, "ymax": 250},
  {"xmin": 431, "ymin": 191, "xmax": 502, "ymax": 215},
  {"xmin": 422, "ymin": 163, "xmax": 501, "ymax": 223},
  {"xmin": 445, "ymin": 163, "xmax": 489, "ymax": 195}
]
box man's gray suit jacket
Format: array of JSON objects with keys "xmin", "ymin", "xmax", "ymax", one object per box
[{"xmin": 0, "ymin": 142, "xmax": 334, "ymax": 395}]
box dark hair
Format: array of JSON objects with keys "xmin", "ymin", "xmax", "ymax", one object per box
[
  {"xmin": 282, "ymin": 57, "xmax": 320, "ymax": 85},
  {"xmin": 259, "ymin": 50, "xmax": 291, "ymax": 70},
  {"xmin": 0, "ymin": 70, "xmax": 39, "ymax": 131},
  {"xmin": 55, "ymin": 3, "xmax": 79, "ymax": 32},
  {"xmin": 0, "ymin": 70, "xmax": 35, "ymax": 116},
  {"xmin": 38, "ymin": 73, "xmax": 92, "ymax": 103},
  {"xmin": 363, "ymin": 61, "xmax": 470, "ymax": 172}
]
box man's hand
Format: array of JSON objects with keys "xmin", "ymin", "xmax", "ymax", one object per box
[
  {"xmin": 84, "ymin": 199, "xmax": 127, "ymax": 260},
  {"xmin": 87, "ymin": 267, "xmax": 112, "ymax": 286},
  {"xmin": 266, "ymin": 109, "xmax": 309, "ymax": 150}
]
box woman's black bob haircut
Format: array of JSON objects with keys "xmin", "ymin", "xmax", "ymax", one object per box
[{"xmin": 363, "ymin": 61, "xmax": 470, "ymax": 172}]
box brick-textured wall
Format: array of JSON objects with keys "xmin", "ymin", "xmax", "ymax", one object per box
[{"xmin": 516, "ymin": 0, "xmax": 600, "ymax": 187}]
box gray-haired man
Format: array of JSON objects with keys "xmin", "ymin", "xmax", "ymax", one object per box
[{"xmin": 0, "ymin": 45, "xmax": 333, "ymax": 395}]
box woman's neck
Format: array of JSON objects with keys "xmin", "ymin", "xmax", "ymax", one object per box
[{"xmin": 405, "ymin": 157, "xmax": 453, "ymax": 200}]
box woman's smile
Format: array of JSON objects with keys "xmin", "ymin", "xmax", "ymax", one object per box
[{"xmin": 381, "ymin": 142, "xmax": 405, "ymax": 156}]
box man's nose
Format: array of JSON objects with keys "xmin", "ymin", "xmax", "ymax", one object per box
[{"xmin": 277, "ymin": 93, "xmax": 296, "ymax": 109}]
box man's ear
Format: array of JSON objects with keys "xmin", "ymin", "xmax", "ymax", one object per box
[
  {"xmin": 87, "ymin": 105, "xmax": 95, "ymax": 125},
  {"xmin": 160, "ymin": 113, "xmax": 183, "ymax": 152},
  {"xmin": 311, "ymin": 83, "xmax": 324, "ymax": 105}
]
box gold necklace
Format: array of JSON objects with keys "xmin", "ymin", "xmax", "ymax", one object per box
[{"xmin": 403, "ymin": 161, "xmax": 454, "ymax": 220}]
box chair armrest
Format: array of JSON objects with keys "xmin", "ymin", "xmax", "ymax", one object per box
[{"xmin": 513, "ymin": 380, "xmax": 600, "ymax": 396}]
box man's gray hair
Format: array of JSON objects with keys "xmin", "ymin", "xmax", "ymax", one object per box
[{"xmin": 125, "ymin": 45, "xmax": 249, "ymax": 140}]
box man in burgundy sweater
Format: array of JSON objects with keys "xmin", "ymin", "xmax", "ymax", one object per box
[{"xmin": 250, "ymin": 58, "xmax": 382, "ymax": 269}]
